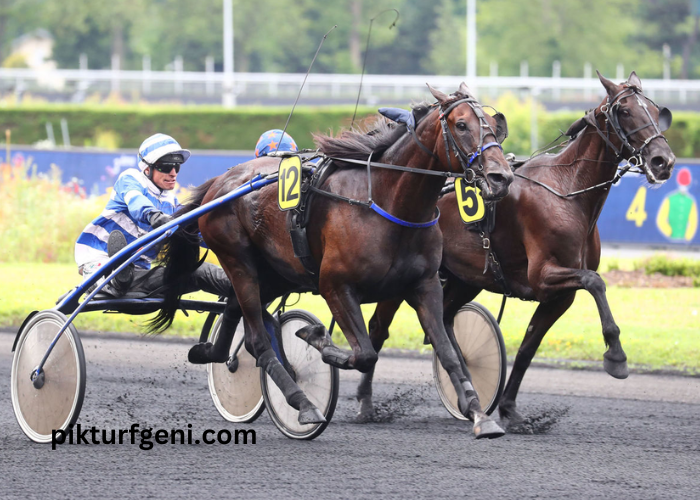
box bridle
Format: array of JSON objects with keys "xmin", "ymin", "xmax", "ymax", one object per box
[
  {"xmin": 435, "ymin": 96, "xmax": 506, "ymax": 184},
  {"xmin": 584, "ymin": 84, "xmax": 672, "ymax": 183}
]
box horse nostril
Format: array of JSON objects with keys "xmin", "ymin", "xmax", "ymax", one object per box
[
  {"xmin": 651, "ymin": 156, "xmax": 667, "ymax": 170},
  {"xmin": 486, "ymin": 173, "xmax": 510, "ymax": 190}
]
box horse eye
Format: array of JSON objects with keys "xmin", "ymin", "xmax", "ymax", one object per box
[
  {"xmin": 456, "ymin": 122, "xmax": 467, "ymax": 131},
  {"xmin": 620, "ymin": 109, "xmax": 630, "ymax": 117}
]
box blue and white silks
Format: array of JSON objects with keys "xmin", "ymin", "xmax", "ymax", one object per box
[{"xmin": 75, "ymin": 168, "xmax": 178, "ymax": 270}]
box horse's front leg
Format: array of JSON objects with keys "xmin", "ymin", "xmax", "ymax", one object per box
[
  {"xmin": 407, "ymin": 274, "xmax": 504, "ymax": 439},
  {"xmin": 189, "ymin": 300, "xmax": 242, "ymax": 364},
  {"xmin": 297, "ymin": 281, "xmax": 377, "ymax": 373},
  {"xmin": 357, "ymin": 298, "xmax": 403, "ymax": 420},
  {"xmin": 533, "ymin": 264, "xmax": 628, "ymax": 379}
]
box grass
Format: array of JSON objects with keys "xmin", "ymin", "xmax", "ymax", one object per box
[{"xmin": 1, "ymin": 262, "xmax": 698, "ymax": 373}]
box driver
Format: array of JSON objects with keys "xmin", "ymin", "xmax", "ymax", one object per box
[{"xmin": 74, "ymin": 133, "xmax": 232, "ymax": 298}]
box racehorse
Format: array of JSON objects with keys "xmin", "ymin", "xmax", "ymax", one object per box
[
  {"xmin": 150, "ymin": 83, "xmax": 515, "ymax": 438},
  {"xmin": 360, "ymin": 71, "xmax": 676, "ymax": 429}
]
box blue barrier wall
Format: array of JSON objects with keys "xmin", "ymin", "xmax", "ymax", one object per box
[{"xmin": 8, "ymin": 146, "xmax": 700, "ymax": 249}]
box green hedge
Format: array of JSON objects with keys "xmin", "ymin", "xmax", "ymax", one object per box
[
  {"xmin": 1, "ymin": 104, "xmax": 698, "ymax": 157},
  {"xmin": 0, "ymin": 104, "xmax": 378, "ymax": 151}
]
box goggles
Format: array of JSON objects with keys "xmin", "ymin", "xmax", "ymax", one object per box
[{"xmin": 154, "ymin": 163, "xmax": 181, "ymax": 174}]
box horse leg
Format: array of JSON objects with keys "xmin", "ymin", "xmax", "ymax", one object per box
[
  {"xmin": 498, "ymin": 293, "xmax": 575, "ymax": 428},
  {"xmin": 407, "ymin": 275, "xmax": 504, "ymax": 439},
  {"xmin": 188, "ymin": 300, "xmax": 242, "ymax": 364},
  {"xmin": 580, "ymin": 270, "xmax": 628, "ymax": 379},
  {"xmin": 533, "ymin": 264, "xmax": 628, "ymax": 379},
  {"xmin": 441, "ymin": 275, "xmax": 481, "ymax": 384},
  {"xmin": 357, "ymin": 298, "xmax": 403, "ymax": 420},
  {"xmin": 297, "ymin": 283, "xmax": 378, "ymax": 373},
  {"xmin": 220, "ymin": 259, "xmax": 324, "ymax": 425}
]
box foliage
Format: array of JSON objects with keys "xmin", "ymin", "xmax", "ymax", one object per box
[
  {"xmin": 642, "ymin": 254, "xmax": 700, "ymax": 278},
  {"xmin": 1, "ymin": 0, "xmax": 698, "ymax": 77},
  {"xmin": 0, "ymin": 156, "xmax": 107, "ymax": 263}
]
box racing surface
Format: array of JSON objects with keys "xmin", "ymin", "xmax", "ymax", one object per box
[{"xmin": 2, "ymin": 330, "xmax": 699, "ymax": 499}]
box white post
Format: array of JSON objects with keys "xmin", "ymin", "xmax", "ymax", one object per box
[
  {"xmin": 489, "ymin": 60, "xmax": 498, "ymax": 98},
  {"xmin": 530, "ymin": 88, "xmax": 539, "ymax": 153},
  {"xmin": 174, "ymin": 55, "xmax": 183, "ymax": 94},
  {"xmin": 663, "ymin": 43, "xmax": 671, "ymax": 100},
  {"xmin": 60, "ymin": 118, "xmax": 71, "ymax": 148},
  {"xmin": 79, "ymin": 53, "xmax": 87, "ymax": 71},
  {"xmin": 466, "ymin": 0, "xmax": 477, "ymax": 90},
  {"xmin": 222, "ymin": 0, "xmax": 236, "ymax": 108},
  {"xmin": 616, "ymin": 63, "xmax": 624, "ymax": 81},
  {"xmin": 552, "ymin": 60, "xmax": 561, "ymax": 100},
  {"xmin": 584, "ymin": 62, "xmax": 592, "ymax": 101},
  {"xmin": 143, "ymin": 55, "xmax": 151, "ymax": 94},
  {"xmin": 520, "ymin": 60, "xmax": 529, "ymax": 77},
  {"xmin": 205, "ymin": 56, "xmax": 214, "ymax": 95},
  {"xmin": 111, "ymin": 54, "xmax": 120, "ymax": 94}
]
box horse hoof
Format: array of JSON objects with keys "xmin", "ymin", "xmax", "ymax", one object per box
[
  {"xmin": 295, "ymin": 324, "xmax": 331, "ymax": 351},
  {"xmin": 604, "ymin": 357, "xmax": 629, "ymax": 379},
  {"xmin": 188, "ymin": 343, "xmax": 211, "ymax": 364},
  {"xmin": 298, "ymin": 406, "xmax": 326, "ymax": 425},
  {"xmin": 473, "ymin": 418, "xmax": 506, "ymax": 439},
  {"xmin": 356, "ymin": 399, "xmax": 374, "ymax": 423}
]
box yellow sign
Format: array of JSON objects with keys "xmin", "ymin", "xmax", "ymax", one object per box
[
  {"xmin": 455, "ymin": 178, "xmax": 485, "ymax": 224},
  {"xmin": 278, "ymin": 156, "xmax": 302, "ymax": 211}
]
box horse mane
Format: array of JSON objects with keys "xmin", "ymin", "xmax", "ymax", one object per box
[{"xmin": 313, "ymin": 100, "xmax": 443, "ymax": 162}]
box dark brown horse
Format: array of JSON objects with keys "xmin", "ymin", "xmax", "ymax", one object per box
[
  {"xmin": 151, "ymin": 83, "xmax": 514, "ymax": 438},
  {"xmin": 360, "ymin": 72, "xmax": 676, "ymax": 429}
]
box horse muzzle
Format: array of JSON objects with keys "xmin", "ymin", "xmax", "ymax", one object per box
[{"xmin": 480, "ymin": 168, "xmax": 513, "ymax": 201}]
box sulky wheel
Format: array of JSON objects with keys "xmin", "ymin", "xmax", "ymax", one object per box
[
  {"xmin": 207, "ymin": 314, "xmax": 265, "ymax": 423},
  {"xmin": 260, "ymin": 310, "xmax": 339, "ymax": 440},
  {"xmin": 11, "ymin": 309, "xmax": 86, "ymax": 443},
  {"xmin": 433, "ymin": 302, "xmax": 507, "ymax": 419}
]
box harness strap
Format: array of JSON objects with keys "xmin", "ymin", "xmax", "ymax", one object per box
[
  {"xmin": 329, "ymin": 156, "xmax": 466, "ymax": 178},
  {"xmin": 407, "ymin": 125, "xmax": 439, "ymax": 161},
  {"xmin": 369, "ymin": 203, "xmax": 440, "ymax": 228}
]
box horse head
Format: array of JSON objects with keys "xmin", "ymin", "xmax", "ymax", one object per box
[
  {"xmin": 595, "ymin": 71, "xmax": 676, "ymax": 183},
  {"xmin": 427, "ymin": 83, "xmax": 513, "ymax": 201}
]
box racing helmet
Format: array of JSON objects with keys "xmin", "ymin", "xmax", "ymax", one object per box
[
  {"xmin": 255, "ymin": 129, "xmax": 298, "ymax": 157},
  {"xmin": 138, "ymin": 133, "xmax": 191, "ymax": 171}
]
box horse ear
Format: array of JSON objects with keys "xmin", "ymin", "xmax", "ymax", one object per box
[
  {"xmin": 427, "ymin": 83, "xmax": 449, "ymax": 104},
  {"xmin": 458, "ymin": 81, "xmax": 472, "ymax": 96},
  {"xmin": 597, "ymin": 70, "xmax": 618, "ymax": 97},
  {"xmin": 493, "ymin": 113, "xmax": 508, "ymax": 143},
  {"xmin": 627, "ymin": 71, "xmax": 642, "ymax": 90}
]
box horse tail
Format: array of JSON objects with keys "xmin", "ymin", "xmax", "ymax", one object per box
[{"xmin": 147, "ymin": 177, "xmax": 218, "ymax": 334}]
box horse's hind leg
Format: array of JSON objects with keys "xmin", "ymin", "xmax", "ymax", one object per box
[
  {"xmin": 357, "ymin": 298, "xmax": 403, "ymax": 420},
  {"xmin": 220, "ymin": 258, "xmax": 325, "ymax": 424},
  {"xmin": 189, "ymin": 300, "xmax": 242, "ymax": 364},
  {"xmin": 407, "ymin": 275, "xmax": 504, "ymax": 439},
  {"xmin": 498, "ymin": 293, "xmax": 575, "ymax": 428}
]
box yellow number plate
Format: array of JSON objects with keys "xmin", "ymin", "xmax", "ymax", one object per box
[
  {"xmin": 455, "ymin": 178, "xmax": 485, "ymax": 224},
  {"xmin": 278, "ymin": 156, "xmax": 302, "ymax": 211}
]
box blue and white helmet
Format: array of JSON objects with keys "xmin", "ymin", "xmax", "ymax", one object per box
[{"xmin": 137, "ymin": 133, "xmax": 191, "ymax": 171}]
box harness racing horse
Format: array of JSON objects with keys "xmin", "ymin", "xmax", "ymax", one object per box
[
  {"xmin": 150, "ymin": 83, "xmax": 514, "ymax": 438},
  {"xmin": 361, "ymin": 71, "xmax": 676, "ymax": 429}
]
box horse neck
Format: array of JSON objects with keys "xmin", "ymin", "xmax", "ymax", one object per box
[
  {"xmin": 542, "ymin": 124, "xmax": 621, "ymax": 223},
  {"xmin": 370, "ymin": 122, "xmax": 447, "ymax": 222}
]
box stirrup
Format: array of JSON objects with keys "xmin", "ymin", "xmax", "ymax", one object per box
[{"xmin": 107, "ymin": 230, "xmax": 133, "ymax": 295}]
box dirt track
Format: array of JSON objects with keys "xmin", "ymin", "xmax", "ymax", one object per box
[{"xmin": 2, "ymin": 331, "xmax": 699, "ymax": 499}]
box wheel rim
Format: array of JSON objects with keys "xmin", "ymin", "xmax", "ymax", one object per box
[
  {"xmin": 207, "ymin": 317, "xmax": 264, "ymax": 423},
  {"xmin": 433, "ymin": 303, "xmax": 506, "ymax": 419},
  {"xmin": 263, "ymin": 311, "xmax": 337, "ymax": 439},
  {"xmin": 11, "ymin": 310, "xmax": 85, "ymax": 443}
]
